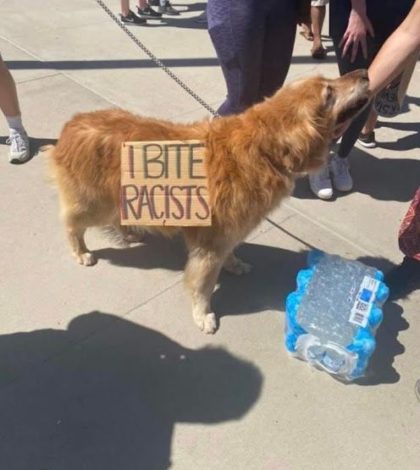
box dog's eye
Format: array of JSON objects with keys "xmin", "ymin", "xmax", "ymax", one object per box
[{"xmin": 323, "ymin": 85, "xmax": 335, "ymax": 109}]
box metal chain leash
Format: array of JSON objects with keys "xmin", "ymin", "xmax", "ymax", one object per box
[{"xmin": 95, "ymin": 0, "xmax": 219, "ymax": 117}]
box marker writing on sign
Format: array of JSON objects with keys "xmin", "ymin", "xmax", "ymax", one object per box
[
  {"xmin": 120, "ymin": 184, "xmax": 210, "ymax": 221},
  {"xmin": 127, "ymin": 142, "xmax": 206, "ymax": 180}
]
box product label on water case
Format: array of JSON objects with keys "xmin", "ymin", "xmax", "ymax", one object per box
[{"xmin": 349, "ymin": 276, "xmax": 380, "ymax": 327}]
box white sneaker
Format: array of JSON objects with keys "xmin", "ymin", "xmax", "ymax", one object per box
[
  {"xmin": 7, "ymin": 129, "xmax": 31, "ymax": 164},
  {"xmin": 309, "ymin": 163, "xmax": 333, "ymax": 200},
  {"xmin": 330, "ymin": 153, "xmax": 353, "ymax": 192}
]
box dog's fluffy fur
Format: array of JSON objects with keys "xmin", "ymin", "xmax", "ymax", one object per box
[{"xmin": 46, "ymin": 70, "xmax": 369, "ymax": 333}]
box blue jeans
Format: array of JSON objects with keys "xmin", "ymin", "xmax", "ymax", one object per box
[{"xmin": 207, "ymin": 0, "xmax": 297, "ymax": 116}]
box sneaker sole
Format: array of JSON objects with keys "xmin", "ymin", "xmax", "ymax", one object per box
[
  {"xmin": 332, "ymin": 180, "xmax": 353, "ymax": 192},
  {"xmin": 309, "ymin": 185, "xmax": 333, "ymax": 200},
  {"xmin": 120, "ymin": 17, "xmax": 147, "ymax": 24},
  {"xmin": 9, "ymin": 155, "xmax": 32, "ymax": 164},
  {"xmin": 357, "ymin": 139, "xmax": 376, "ymax": 149}
]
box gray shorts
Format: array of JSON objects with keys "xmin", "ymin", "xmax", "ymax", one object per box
[{"xmin": 311, "ymin": 0, "xmax": 329, "ymax": 6}]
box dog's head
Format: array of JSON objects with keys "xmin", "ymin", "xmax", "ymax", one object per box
[
  {"xmin": 326, "ymin": 69, "xmax": 371, "ymax": 133},
  {"xmin": 267, "ymin": 69, "xmax": 370, "ymax": 173}
]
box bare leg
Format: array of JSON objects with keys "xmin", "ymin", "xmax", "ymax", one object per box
[
  {"xmin": 120, "ymin": 0, "xmax": 130, "ymax": 15},
  {"xmin": 184, "ymin": 248, "xmax": 225, "ymax": 334},
  {"xmin": 0, "ymin": 56, "xmax": 21, "ymax": 118},
  {"xmin": 223, "ymin": 252, "xmax": 252, "ymax": 275},
  {"xmin": 300, "ymin": 21, "xmax": 313, "ymax": 41},
  {"xmin": 311, "ymin": 6, "xmax": 326, "ymax": 58},
  {"xmin": 137, "ymin": 0, "xmax": 147, "ymax": 10},
  {"xmin": 361, "ymin": 108, "xmax": 378, "ymax": 134}
]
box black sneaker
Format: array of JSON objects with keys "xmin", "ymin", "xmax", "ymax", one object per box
[
  {"xmin": 357, "ymin": 130, "xmax": 376, "ymax": 148},
  {"xmin": 158, "ymin": 1, "xmax": 180, "ymax": 16},
  {"xmin": 149, "ymin": 0, "xmax": 159, "ymax": 6},
  {"xmin": 137, "ymin": 4, "xmax": 162, "ymax": 18},
  {"xmin": 120, "ymin": 10, "xmax": 147, "ymax": 25}
]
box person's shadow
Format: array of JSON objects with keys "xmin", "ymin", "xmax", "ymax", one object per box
[
  {"xmin": 0, "ymin": 312, "xmax": 262, "ymax": 470},
  {"xmin": 376, "ymin": 119, "xmax": 419, "ymax": 152}
]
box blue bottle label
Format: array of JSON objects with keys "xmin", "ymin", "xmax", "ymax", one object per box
[{"xmin": 349, "ymin": 276, "xmax": 380, "ymax": 327}]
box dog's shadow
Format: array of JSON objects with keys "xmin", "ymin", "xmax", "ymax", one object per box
[
  {"xmin": 96, "ymin": 239, "xmax": 407, "ymax": 385},
  {"xmin": 95, "ymin": 237, "xmax": 305, "ymax": 308},
  {"xmin": 95, "ymin": 233, "xmax": 187, "ymax": 271},
  {"xmin": 213, "ymin": 243, "xmax": 307, "ymax": 315}
]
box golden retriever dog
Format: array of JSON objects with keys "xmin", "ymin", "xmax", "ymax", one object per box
[{"xmin": 46, "ymin": 69, "xmax": 369, "ymax": 334}]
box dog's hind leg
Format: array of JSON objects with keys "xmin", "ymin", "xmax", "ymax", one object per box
[
  {"xmin": 64, "ymin": 213, "xmax": 96, "ymax": 266},
  {"xmin": 120, "ymin": 225, "xmax": 145, "ymax": 244},
  {"xmin": 223, "ymin": 252, "xmax": 252, "ymax": 275},
  {"xmin": 184, "ymin": 248, "xmax": 225, "ymax": 334}
]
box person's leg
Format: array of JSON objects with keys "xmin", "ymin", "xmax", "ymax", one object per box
[
  {"xmin": 137, "ymin": 0, "xmax": 162, "ymax": 17},
  {"xmin": 330, "ymin": 32, "xmax": 376, "ymax": 159},
  {"xmin": 121, "ymin": 0, "xmax": 130, "ymax": 15},
  {"xmin": 258, "ymin": 0, "xmax": 297, "ymax": 101},
  {"xmin": 385, "ymin": 188, "xmax": 420, "ymax": 300},
  {"xmin": 326, "ymin": 37, "xmax": 377, "ymax": 192},
  {"xmin": 158, "ymin": 0, "xmax": 179, "ymax": 16},
  {"xmin": 120, "ymin": 0, "xmax": 147, "ymax": 23},
  {"xmin": 300, "ymin": 19, "xmax": 313, "ymax": 41},
  {"xmin": 0, "ymin": 55, "xmax": 20, "ymax": 118},
  {"xmin": 309, "ymin": 0, "xmax": 372, "ymax": 197},
  {"xmin": 207, "ymin": 0, "xmax": 265, "ymax": 116},
  {"xmin": 358, "ymin": 108, "xmax": 378, "ymax": 148},
  {"xmin": 311, "ymin": 4, "xmax": 326, "ymax": 58},
  {"xmin": 0, "ymin": 55, "xmax": 30, "ymax": 163},
  {"xmin": 311, "ymin": 1, "xmax": 376, "ymax": 196}
]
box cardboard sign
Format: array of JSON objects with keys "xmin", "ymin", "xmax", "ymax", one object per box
[{"xmin": 120, "ymin": 140, "xmax": 211, "ymax": 226}]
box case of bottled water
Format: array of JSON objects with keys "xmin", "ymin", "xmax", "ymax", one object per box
[{"xmin": 285, "ymin": 250, "xmax": 389, "ymax": 381}]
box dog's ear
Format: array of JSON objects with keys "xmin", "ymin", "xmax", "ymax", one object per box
[{"xmin": 322, "ymin": 84, "xmax": 336, "ymax": 110}]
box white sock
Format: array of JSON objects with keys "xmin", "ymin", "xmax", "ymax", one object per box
[{"xmin": 6, "ymin": 115, "xmax": 24, "ymax": 133}]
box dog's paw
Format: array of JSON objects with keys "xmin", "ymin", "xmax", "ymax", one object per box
[
  {"xmin": 75, "ymin": 252, "xmax": 97, "ymax": 266},
  {"xmin": 224, "ymin": 256, "xmax": 252, "ymax": 276},
  {"xmin": 203, "ymin": 313, "xmax": 218, "ymax": 334},
  {"xmin": 194, "ymin": 312, "xmax": 218, "ymax": 334}
]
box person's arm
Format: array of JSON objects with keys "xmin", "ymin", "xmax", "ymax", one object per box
[
  {"xmin": 368, "ymin": 0, "xmax": 420, "ymax": 95},
  {"xmin": 339, "ymin": 0, "xmax": 375, "ymax": 62}
]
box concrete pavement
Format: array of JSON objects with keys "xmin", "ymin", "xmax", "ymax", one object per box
[{"xmin": 0, "ymin": 1, "xmax": 419, "ymax": 469}]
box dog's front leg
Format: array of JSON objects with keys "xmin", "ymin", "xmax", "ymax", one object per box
[{"xmin": 184, "ymin": 248, "xmax": 225, "ymax": 334}]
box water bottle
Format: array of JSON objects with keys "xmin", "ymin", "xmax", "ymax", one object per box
[{"xmin": 285, "ymin": 250, "xmax": 389, "ymax": 381}]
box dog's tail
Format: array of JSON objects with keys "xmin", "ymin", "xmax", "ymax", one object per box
[
  {"xmin": 39, "ymin": 144, "xmax": 59, "ymax": 186},
  {"xmin": 39, "ymin": 144, "xmax": 55, "ymax": 154}
]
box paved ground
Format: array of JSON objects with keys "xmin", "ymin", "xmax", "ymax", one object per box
[{"xmin": 0, "ymin": 1, "xmax": 419, "ymax": 469}]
